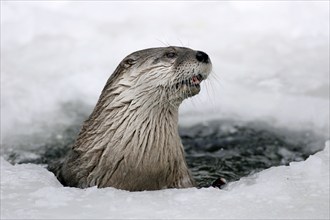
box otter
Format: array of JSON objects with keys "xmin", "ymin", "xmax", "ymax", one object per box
[{"xmin": 52, "ymin": 46, "xmax": 212, "ymax": 191}]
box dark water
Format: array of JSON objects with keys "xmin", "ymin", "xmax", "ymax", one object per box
[
  {"xmin": 181, "ymin": 121, "xmax": 323, "ymax": 187},
  {"xmin": 2, "ymin": 102, "xmax": 325, "ymax": 188}
]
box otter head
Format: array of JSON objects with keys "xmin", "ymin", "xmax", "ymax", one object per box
[{"xmin": 108, "ymin": 46, "xmax": 212, "ymax": 106}]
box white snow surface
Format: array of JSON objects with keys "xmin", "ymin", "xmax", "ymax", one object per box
[
  {"xmin": 1, "ymin": 142, "xmax": 329, "ymax": 219},
  {"xmin": 1, "ymin": 1, "xmax": 329, "ymax": 219},
  {"xmin": 1, "ymin": 1, "xmax": 329, "ymax": 139}
]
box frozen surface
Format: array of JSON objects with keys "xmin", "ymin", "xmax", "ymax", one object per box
[
  {"xmin": 1, "ymin": 1, "xmax": 329, "ymax": 141},
  {"xmin": 1, "ymin": 142, "xmax": 329, "ymax": 219},
  {"xmin": 1, "ymin": 1, "xmax": 329, "ymax": 219}
]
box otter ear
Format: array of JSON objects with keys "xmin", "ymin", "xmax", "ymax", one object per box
[{"xmin": 123, "ymin": 58, "xmax": 137, "ymax": 68}]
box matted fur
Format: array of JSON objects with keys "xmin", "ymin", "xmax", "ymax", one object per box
[{"xmin": 53, "ymin": 46, "xmax": 212, "ymax": 191}]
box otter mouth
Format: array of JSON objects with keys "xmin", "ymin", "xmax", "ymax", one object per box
[
  {"xmin": 175, "ymin": 74, "xmax": 205, "ymax": 97},
  {"xmin": 187, "ymin": 74, "xmax": 204, "ymax": 88},
  {"xmin": 178, "ymin": 74, "xmax": 204, "ymax": 89}
]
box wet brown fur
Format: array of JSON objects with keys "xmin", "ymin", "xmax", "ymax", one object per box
[{"xmin": 52, "ymin": 47, "xmax": 212, "ymax": 191}]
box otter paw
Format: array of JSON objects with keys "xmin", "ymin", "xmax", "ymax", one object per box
[{"xmin": 211, "ymin": 177, "xmax": 227, "ymax": 189}]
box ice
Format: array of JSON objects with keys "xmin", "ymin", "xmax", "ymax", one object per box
[
  {"xmin": 1, "ymin": 1, "xmax": 329, "ymax": 219},
  {"xmin": 1, "ymin": 1, "xmax": 329, "ymax": 140},
  {"xmin": 1, "ymin": 142, "xmax": 329, "ymax": 219}
]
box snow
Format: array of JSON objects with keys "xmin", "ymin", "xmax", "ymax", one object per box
[
  {"xmin": 1, "ymin": 1, "xmax": 329, "ymax": 219},
  {"xmin": 1, "ymin": 142, "xmax": 329, "ymax": 219},
  {"xmin": 1, "ymin": 1, "xmax": 329, "ymax": 140}
]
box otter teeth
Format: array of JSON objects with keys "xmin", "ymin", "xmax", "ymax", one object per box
[
  {"xmin": 177, "ymin": 74, "xmax": 204, "ymax": 89},
  {"xmin": 191, "ymin": 76, "xmax": 200, "ymax": 84},
  {"xmin": 190, "ymin": 74, "xmax": 204, "ymax": 85}
]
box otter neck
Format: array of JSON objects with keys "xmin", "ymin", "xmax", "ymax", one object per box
[{"xmin": 79, "ymin": 86, "xmax": 185, "ymax": 162}]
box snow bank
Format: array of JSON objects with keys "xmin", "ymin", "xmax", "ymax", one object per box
[
  {"xmin": 1, "ymin": 141, "xmax": 329, "ymax": 219},
  {"xmin": 1, "ymin": 1, "xmax": 329, "ymax": 141}
]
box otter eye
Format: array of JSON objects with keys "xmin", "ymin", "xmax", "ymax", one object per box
[
  {"xmin": 125, "ymin": 59, "xmax": 135, "ymax": 65},
  {"xmin": 165, "ymin": 52, "xmax": 177, "ymax": 59},
  {"xmin": 123, "ymin": 58, "xmax": 136, "ymax": 67}
]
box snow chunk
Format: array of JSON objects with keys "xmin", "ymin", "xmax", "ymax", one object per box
[{"xmin": 1, "ymin": 142, "xmax": 329, "ymax": 219}]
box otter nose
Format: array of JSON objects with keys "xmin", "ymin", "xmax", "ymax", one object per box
[{"xmin": 196, "ymin": 51, "xmax": 209, "ymax": 63}]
